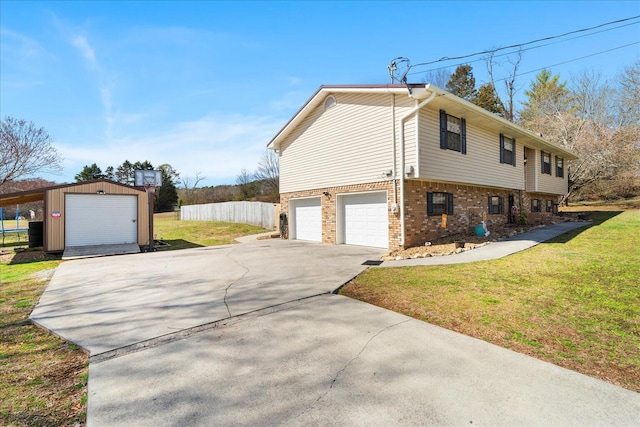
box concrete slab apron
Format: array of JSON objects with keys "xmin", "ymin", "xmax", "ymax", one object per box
[
  {"xmin": 88, "ymin": 295, "xmax": 640, "ymax": 426},
  {"xmin": 30, "ymin": 239, "xmax": 384, "ymax": 355}
]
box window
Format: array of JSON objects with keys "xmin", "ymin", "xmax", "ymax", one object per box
[
  {"xmin": 531, "ymin": 199, "xmax": 541, "ymax": 212},
  {"xmin": 488, "ymin": 196, "xmax": 504, "ymax": 214},
  {"xmin": 546, "ymin": 199, "xmax": 553, "ymax": 212},
  {"xmin": 541, "ymin": 151, "xmax": 551, "ymax": 175},
  {"xmin": 427, "ymin": 192, "xmax": 454, "ymax": 216},
  {"xmin": 500, "ymin": 134, "xmax": 516, "ymax": 166},
  {"xmin": 556, "ymin": 156, "xmax": 564, "ymax": 177},
  {"xmin": 439, "ymin": 110, "xmax": 466, "ymax": 154}
]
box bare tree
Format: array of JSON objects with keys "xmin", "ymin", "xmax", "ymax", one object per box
[
  {"xmin": 235, "ymin": 168, "xmax": 257, "ymax": 200},
  {"xmin": 0, "ymin": 116, "xmax": 63, "ymax": 189},
  {"xmin": 254, "ymin": 150, "xmax": 279, "ymax": 202},
  {"xmin": 422, "ymin": 68, "xmax": 451, "ymax": 88},
  {"xmin": 519, "ymin": 66, "xmax": 640, "ymax": 203},
  {"xmin": 180, "ymin": 171, "xmax": 205, "ymax": 205},
  {"xmin": 485, "ymin": 49, "xmax": 522, "ymax": 121}
]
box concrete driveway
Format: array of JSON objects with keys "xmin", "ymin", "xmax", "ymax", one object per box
[
  {"xmin": 31, "ymin": 237, "xmax": 384, "ymax": 355},
  {"xmin": 30, "ymin": 236, "xmax": 640, "ymax": 425}
]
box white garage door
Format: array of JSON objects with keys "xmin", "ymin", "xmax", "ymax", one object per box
[
  {"xmin": 342, "ymin": 192, "xmax": 388, "ymax": 249},
  {"xmin": 65, "ymin": 194, "xmax": 138, "ymax": 247},
  {"xmin": 293, "ymin": 198, "xmax": 322, "ymax": 242}
]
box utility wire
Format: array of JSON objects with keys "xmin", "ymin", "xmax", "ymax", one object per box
[
  {"xmin": 492, "ymin": 41, "xmax": 640, "ymax": 83},
  {"xmin": 408, "ymin": 20, "xmax": 640, "ymax": 77},
  {"xmin": 409, "ymin": 15, "xmax": 640, "ymax": 70}
]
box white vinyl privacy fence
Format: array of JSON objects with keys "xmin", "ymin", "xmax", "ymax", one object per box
[{"xmin": 180, "ymin": 201, "xmax": 276, "ymax": 229}]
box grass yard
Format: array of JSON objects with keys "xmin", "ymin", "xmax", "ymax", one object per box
[
  {"xmin": 0, "ymin": 250, "xmax": 87, "ymax": 426},
  {"xmin": 0, "ymin": 214, "xmax": 270, "ymax": 425},
  {"xmin": 153, "ymin": 211, "xmax": 270, "ymax": 249},
  {"xmin": 341, "ymin": 209, "xmax": 640, "ymax": 392}
]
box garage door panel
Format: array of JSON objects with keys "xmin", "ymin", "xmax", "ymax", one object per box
[
  {"xmin": 343, "ymin": 192, "xmax": 388, "ymax": 249},
  {"xmin": 66, "ymin": 194, "xmax": 138, "ymax": 247},
  {"xmin": 293, "ymin": 198, "xmax": 321, "ymax": 242}
]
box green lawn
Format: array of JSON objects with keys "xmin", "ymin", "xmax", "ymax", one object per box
[
  {"xmin": 153, "ymin": 212, "xmax": 270, "ymax": 249},
  {"xmin": 0, "ymin": 251, "xmax": 87, "ymax": 426},
  {"xmin": 341, "ymin": 210, "xmax": 640, "ymax": 392}
]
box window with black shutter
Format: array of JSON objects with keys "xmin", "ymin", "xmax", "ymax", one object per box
[
  {"xmin": 500, "ymin": 134, "xmax": 516, "ymax": 166},
  {"xmin": 440, "ymin": 110, "xmax": 466, "ymax": 154},
  {"xmin": 427, "ymin": 192, "xmax": 454, "ymax": 216}
]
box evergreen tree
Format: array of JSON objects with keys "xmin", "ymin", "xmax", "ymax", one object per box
[
  {"xmin": 115, "ymin": 160, "xmax": 154, "ymax": 184},
  {"xmin": 115, "ymin": 160, "xmax": 135, "ymax": 184},
  {"xmin": 475, "ymin": 83, "xmax": 505, "ymax": 116},
  {"xmin": 446, "ymin": 64, "xmax": 477, "ymax": 101},
  {"xmin": 155, "ymin": 164, "xmax": 179, "ymax": 212},
  {"xmin": 75, "ymin": 163, "xmax": 105, "ymax": 182},
  {"xmin": 519, "ymin": 69, "xmax": 571, "ymax": 122}
]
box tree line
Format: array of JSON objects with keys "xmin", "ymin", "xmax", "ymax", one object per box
[
  {"xmin": 74, "ymin": 161, "xmax": 179, "ymax": 212},
  {"xmin": 178, "ymin": 151, "xmax": 280, "ymax": 206}
]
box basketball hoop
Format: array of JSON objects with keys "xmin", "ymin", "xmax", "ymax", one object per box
[{"xmin": 134, "ymin": 170, "xmax": 162, "ymax": 253}]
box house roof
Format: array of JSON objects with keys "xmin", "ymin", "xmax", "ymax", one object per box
[
  {"xmin": 267, "ymin": 84, "xmax": 578, "ymax": 160},
  {"xmin": 0, "ymin": 179, "xmax": 145, "ymax": 207}
]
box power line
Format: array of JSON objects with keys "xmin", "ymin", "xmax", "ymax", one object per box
[
  {"xmin": 408, "ymin": 15, "xmax": 640, "ymax": 70},
  {"xmin": 408, "ymin": 20, "xmax": 640, "ymax": 77},
  {"xmin": 492, "ymin": 41, "xmax": 640, "ymax": 84}
]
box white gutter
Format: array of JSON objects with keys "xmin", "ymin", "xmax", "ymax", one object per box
[{"xmin": 399, "ymin": 87, "xmax": 437, "ymax": 247}]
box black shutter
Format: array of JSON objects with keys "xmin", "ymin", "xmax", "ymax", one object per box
[
  {"xmin": 488, "ymin": 196, "xmax": 492, "ymax": 214},
  {"xmin": 541, "ymin": 151, "xmax": 545, "ymax": 174},
  {"xmin": 439, "ymin": 110, "xmax": 447, "ymax": 149},
  {"xmin": 512, "ymin": 138, "xmax": 517, "ymax": 166},
  {"xmin": 499, "ymin": 134, "xmax": 505, "ymax": 164},
  {"xmin": 461, "ymin": 118, "xmax": 467, "ymax": 154},
  {"xmin": 500, "ymin": 196, "xmax": 505, "ymax": 214},
  {"xmin": 427, "ymin": 192, "xmax": 434, "ymax": 216},
  {"xmin": 447, "ymin": 193, "xmax": 454, "ymax": 215}
]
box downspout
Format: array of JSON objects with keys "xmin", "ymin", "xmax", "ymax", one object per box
[
  {"xmin": 399, "ymin": 89, "xmax": 437, "ymax": 247},
  {"xmin": 391, "ymin": 93, "xmax": 397, "ymax": 208}
]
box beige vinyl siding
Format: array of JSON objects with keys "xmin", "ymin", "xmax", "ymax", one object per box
[
  {"xmin": 417, "ymin": 107, "xmax": 524, "ymax": 190},
  {"xmin": 524, "ymin": 147, "xmax": 538, "ymax": 192},
  {"xmin": 523, "ymin": 148, "xmax": 568, "ymax": 195},
  {"xmin": 538, "ymin": 157, "xmax": 569, "ymax": 195},
  {"xmin": 402, "ymin": 106, "xmax": 418, "ymax": 176},
  {"xmin": 279, "ymin": 93, "xmax": 414, "ymax": 193},
  {"xmin": 45, "ymin": 182, "xmax": 148, "ymax": 252}
]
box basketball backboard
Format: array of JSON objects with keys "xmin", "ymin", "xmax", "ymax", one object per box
[{"xmin": 134, "ymin": 170, "xmax": 162, "ymax": 187}]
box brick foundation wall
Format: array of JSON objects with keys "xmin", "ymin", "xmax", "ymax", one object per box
[
  {"xmin": 281, "ymin": 180, "xmax": 562, "ymax": 251},
  {"xmin": 404, "ymin": 180, "xmax": 514, "ymax": 247}
]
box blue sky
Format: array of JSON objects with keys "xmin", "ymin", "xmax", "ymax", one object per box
[{"xmin": 1, "ymin": 1, "xmax": 639, "ymax": 186}]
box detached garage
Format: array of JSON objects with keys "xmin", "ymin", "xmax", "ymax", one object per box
[{"xmin": 0, "ymin": 180, "xmax": 149, "ymax": 253}]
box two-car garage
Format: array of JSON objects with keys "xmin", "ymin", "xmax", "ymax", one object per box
[{"xmin": 289, "ymin": 191, "xmax": 389, "ymax": 249}]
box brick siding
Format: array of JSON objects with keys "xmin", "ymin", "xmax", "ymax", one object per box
[{"xmin": 281, "ymin": 179, "xmax": 560, "ymax": 251}]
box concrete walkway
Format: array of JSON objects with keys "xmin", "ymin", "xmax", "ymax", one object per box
[{"xmin": 379, "ymin": 221, "xmax": 589, "ymax": 267}]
